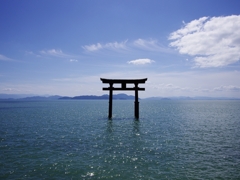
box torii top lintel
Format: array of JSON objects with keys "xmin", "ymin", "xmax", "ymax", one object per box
[
  {"xmin": 100, "ymin": 78, "xmax": 147, "ymax": 84},
  {"xmin": 100, "ymin": 78, "xmax": 147, "ymax": 91}
]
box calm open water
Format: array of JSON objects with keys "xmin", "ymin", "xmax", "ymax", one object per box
[{"xmin": 0, "ymin": 100, "xmax": 240, "ymax": 179}]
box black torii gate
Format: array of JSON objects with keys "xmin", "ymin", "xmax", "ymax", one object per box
[{"xmin": 100, "ymin": 78, "xmax": 147, "ymax": 119}]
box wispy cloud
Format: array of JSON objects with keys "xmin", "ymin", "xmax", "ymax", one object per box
[
  {"xmin": 169, "ymin": 15, "xmax": 240, "ymax": 68},
  {"xmin": 69, "ymin": 59, "xmax": 78, "ymax": 62},
  {"xmin": 3, "ymin": 88, "xmax": 14, "ymax": 92},
  {"xmin": 133, "ymin": 39, "xmax": 170, "ymax": 52},
  {"xmin": 128, "ymin": 58, "xmax": 155, "ymax": 65},
  {"xmin": 0, "ymin": 54, "xmax": 14, "ymax": 61},
  {"xmin": 82, "ymin": 40, "xmax": 128, "ymax": 52},
  {"xmin": 213, "ymin": 85, "xmax": 240, "ymax": 92},
  {"xmin": 82, "ymin": 43, "xmax": 103, "ymax": 51},
  {"xmin": 152, "ymin": 83, "xmax": 240, "ymax": 94},
  {"xmin": 25, "ymin": 51, "xmax": 42, "ymax": 58},
  {"xmin": 153, "ymin": 83, "xmax": 191, "ymax": 92},
  {"xmin": 82, "ymin": 39, "xmax": 172, "ymax": 53},
  {"xmin": 40, "ymin": 49, "xmax": 72, "ymax": 58}
]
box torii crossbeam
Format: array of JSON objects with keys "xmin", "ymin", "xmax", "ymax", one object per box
[{"xmin": 100, "ymin": 78, "xmax": 147, "ymax": 119}]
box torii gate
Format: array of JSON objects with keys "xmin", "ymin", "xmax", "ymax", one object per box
[{"xmin": 100, "ymin": 78, "xmax": 147, "ymax": 119}]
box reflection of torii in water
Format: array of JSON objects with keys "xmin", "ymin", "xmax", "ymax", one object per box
[{"xmin": 100, "ymin": 78, "xmax": 147, "ymax": 119}]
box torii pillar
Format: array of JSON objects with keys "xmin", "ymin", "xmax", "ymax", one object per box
[{"xmin": 100, "ymin": 78, "xmax": 147, "ymax": 119}]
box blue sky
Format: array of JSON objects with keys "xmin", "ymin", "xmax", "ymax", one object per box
[{"xmin": 1, "ymin": 0, "xmax": 240, "ymax": 98}]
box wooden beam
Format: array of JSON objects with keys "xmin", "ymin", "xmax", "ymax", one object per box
[
  {"xmin": 103, "ymin": 87, "xmax": 145, "ymax": 91},
  {"xmin": 122, "ymin": 83, "xmax": 126, "ymax": 89},
  {"xmin": 100, "ymin": 78, "xmax": 147, "ymax": 84}
]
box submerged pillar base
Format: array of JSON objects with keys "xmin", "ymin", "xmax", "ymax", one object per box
[{"xmin": 134, "ymin": 101, "xmax": 139, "ymax": 119}]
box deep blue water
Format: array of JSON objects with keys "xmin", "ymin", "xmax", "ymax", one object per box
[{"xmin": 0, "ymin": 100, "xmax": 240, "ymax": 179}]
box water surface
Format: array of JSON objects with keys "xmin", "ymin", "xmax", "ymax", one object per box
[{"xmin": 0, "ymin": 100, "xmax": 240, "ymax": 179}]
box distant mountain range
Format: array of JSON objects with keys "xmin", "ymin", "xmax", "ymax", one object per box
[
  {"xmin": 144, "ymin": 96, "xmax": 240, "ymax": 100},
  {"xmin": 0, "ymin": 95, "xmax": 62, "ymax": 101},
  {"xmin": 59, "ymin": 93, "xmax": 135, "ymax": 100},
  {"xmin": 0, "ymin": 93, "xmax": 135, "ymax": 100},
  {"xmin": 0, "ymin": 93, "xmax": 239, "ymax": 101}
]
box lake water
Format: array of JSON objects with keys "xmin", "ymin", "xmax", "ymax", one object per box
[{"xmin": 0, "ymin": 100, "xmax": 240, "ymax": 179}]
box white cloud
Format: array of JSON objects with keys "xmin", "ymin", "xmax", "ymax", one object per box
[
  {"xmin": 82, "ymin": 43, "xmax": 103, "ymax": 51},
  {"xmin": 69, "ymin": 59, "xmax": 78, "ymax": 62},
  {"xmin": 40, "ymin": 49, "xmax": 72, "ymax": 58},
  {"xmin": 25, "ymin": 51, "xmax": 34, "ymax": 55},
  {"xmin": 133, "ymin": 38, "xmax": 169, "ymax": 52},
  {"xmin": 214, "ymin": 85, "xmax": 240, "ymax": 92},
  {"xmin": 153, "ymin": 83, "xmax": 191, "ymax": 92},
  {"xmin": 169, "ymin": 15, "xmax": 240, "ymax": 68},
  {"xmin": 128, "ymin": 58, "xmax": 155, "ymax": 65},
  {"xmin": 25, "ymin": 51, "xmax": 41, "ymax": 58},
  {"xmin": 154, "ymin": 83, "xmax": 240, "ymax": 93},
  {"xmin": 82, "ymin": 40, "xmax": 127, "ymax": 52},
  {"xmin": 0, "ymin": 54, "xmax": 13, "ymax": 61},
  {"xmin": 134, "ymin": 39, "xmax": 159, "ymax": 50},
  {"xmin": 105, "ymin": 41, "xmax": 127, "ymax": 49},
  {"xmin": 82, "ymin": 39, "xmax": 172, "ymax": 53},
  {"xmin": 3, "ymin": 88, "xmax": 14, "ymax": 91}
]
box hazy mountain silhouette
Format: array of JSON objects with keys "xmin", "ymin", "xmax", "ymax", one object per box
[{"xmin": 59, "ymin": 93, "xmax": 135, "ymax": 100}]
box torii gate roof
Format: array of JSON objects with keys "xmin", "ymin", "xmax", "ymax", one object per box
[{"xmin": 100, "ymin": 78, "xmax": 147, "ymax": 84}]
